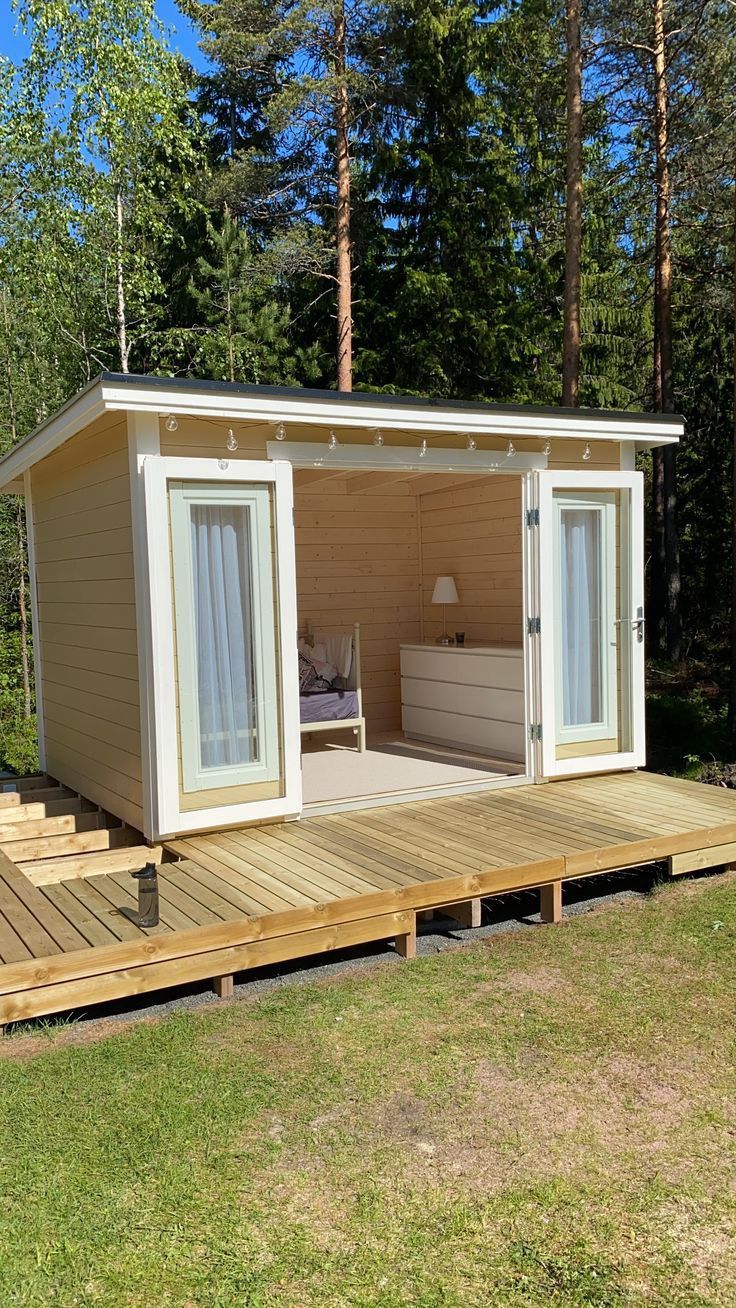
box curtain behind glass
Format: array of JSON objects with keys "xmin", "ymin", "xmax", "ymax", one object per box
[
  {"xmin": 190, "ymin": 504, "xmax": 256, "ymax": 768},
  {"xmin": 560, "ymin": 509, "xmax": 601, "ymax": 727}
]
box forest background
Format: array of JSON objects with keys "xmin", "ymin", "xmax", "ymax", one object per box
[{"xmin": 0, "ymin": 0, "xmax": 734, "ymax": 778}]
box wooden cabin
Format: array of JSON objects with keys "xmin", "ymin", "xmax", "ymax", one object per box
[{"xmin": 4, "ymin": 374, "xmax": 735, "ymax": 1028}]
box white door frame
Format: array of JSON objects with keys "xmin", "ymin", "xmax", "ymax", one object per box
[
  {"xmin": 534, "ymin": 469, "xmax": 645, "ymax": 779},
  {"xmin": 142, "ymin": 456, "xmax": 301, "ymax": 839}
]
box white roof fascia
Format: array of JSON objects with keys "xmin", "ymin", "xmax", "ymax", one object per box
[
  {"xmin": 0, "ymin": 375, "xmax": 683, "ymax": 490},
  {"xmin": 105, "ymin": 380, "xmax": 682, "ymax": 445},
  {"xmin": 0, "ymin": 380, "xmax": 105, "ymax": 490}
]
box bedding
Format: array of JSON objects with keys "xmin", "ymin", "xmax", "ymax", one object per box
[{"xmin": 299, "ymin": 690, "xmax": 359, "ymax": 725}]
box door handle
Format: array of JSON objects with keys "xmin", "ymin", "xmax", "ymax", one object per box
[{"xmin": 614, "ymin": 607, "xmax": 645, "ymax": 642}]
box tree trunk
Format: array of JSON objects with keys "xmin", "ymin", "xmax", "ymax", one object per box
[
  {"xmin": 562, "ymin": 0, "xmax": 583, "ymax": 408},
  {"xmin": 652, "ymin": 0, "xmax": 682, "ymax": 660},
  {"xmin": 334, "ymin": 0, "xmax": 353, "ymax": 392},
  {"xmin": 16, "ymin": 499, "xmax": 31, "ymax": 720},
  {"xmin": 728, "ymin": 181, "xmax": 736, "ymax": 733},
  {"xmin": 115, "ymin": 183, "xmax": 130, "ymax": 373}
]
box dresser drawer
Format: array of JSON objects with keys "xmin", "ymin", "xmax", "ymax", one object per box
[
  {"xmin": 400, "ymin": 647, "xmax": 524, "ymax": 692},
  {"xmin": 401, "ymin": 705, "xmax": 525, "ymax": 761},
  {"xmin": 401, "ymin": 675, "xmax": 524, "ymax": 724}
]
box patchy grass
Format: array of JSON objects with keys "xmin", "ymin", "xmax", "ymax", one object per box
[{"xmin": 2, "ymin": 874, "xmax": 736, "ymax": 1307}]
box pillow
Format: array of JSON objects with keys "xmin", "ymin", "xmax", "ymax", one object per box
[{"xmin": 298, "ymin": 650, "xmax": 317, "ymax": 692}]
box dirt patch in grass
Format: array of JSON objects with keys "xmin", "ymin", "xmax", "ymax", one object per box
[{"xmin": 0, "ymin": 1014, "xmax": 158, "ymax": 1061}]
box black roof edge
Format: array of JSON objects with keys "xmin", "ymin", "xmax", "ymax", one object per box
[{"xmin": 99, "ymin": 372, "xmax": 683, "ymax": 427}]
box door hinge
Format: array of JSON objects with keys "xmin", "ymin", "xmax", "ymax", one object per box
[
  {"xmin": 526, "ymin": 616, "xmax": 541, "ymax": 636},
  {"xmin": 525, "ymin": 507, "xmax": 539, "ymax": 527},
  {"xmin": 528, "ymin": 723, "xmax": 543, "ymax": 742}
]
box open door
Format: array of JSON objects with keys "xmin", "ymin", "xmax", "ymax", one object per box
[
  {"xmin": 143, "ymin": 457, "xmax": 301, "ymax": 838},
  {"xmin": 535, "ymin": 470, "xmax": 645, "ymax": 778}
]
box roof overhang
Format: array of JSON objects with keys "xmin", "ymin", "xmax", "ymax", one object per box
[{"xmin": 0, "ymin": 373, "xmax": 684, "ymax": 491}]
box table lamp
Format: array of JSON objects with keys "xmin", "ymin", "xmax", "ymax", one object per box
[{"xmin": 431, "ymin": 575, "xmax": 459, "ymax": 645}]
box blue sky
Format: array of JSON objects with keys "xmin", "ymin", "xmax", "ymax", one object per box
[{"xmin": 0, "ymin": 1, "xmax": 208, "ymax": 69}]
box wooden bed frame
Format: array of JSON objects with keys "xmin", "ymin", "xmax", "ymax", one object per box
[{"xmin": 299, "ymin": 621, "xmax": 367, "ymax": 752}]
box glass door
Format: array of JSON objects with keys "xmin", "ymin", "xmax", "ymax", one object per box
[
  {"xmin": 143, "ymin": 457, "xmax": 301, "ymax": 838},
  {"xmin": 170, "ymin": 483, "xmax": 280, "ymax": 794},
  {"xmin": 535, "ymin": 470, "xmax": 645, "ymax": 778}
]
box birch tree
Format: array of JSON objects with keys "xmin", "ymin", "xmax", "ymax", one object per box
[{"xmin": 11, "ymin": 0, "xmax": 199, "ymax": 373}]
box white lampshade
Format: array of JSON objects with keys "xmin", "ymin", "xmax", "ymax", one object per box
[{"xmin": 431, "ymin": 575, "xmax": 459, "ymax": 605}]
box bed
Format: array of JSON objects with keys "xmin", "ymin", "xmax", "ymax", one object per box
[{"xmin": 298, "ymin": 621, "xmax": 366, "ymax": 752}]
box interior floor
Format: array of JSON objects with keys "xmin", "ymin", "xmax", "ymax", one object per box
[{"xmin": 301, "ymin": 731, "xmax": 523, "ymax": 807}]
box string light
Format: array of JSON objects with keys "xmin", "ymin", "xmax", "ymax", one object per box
[
  {"xmin": 582, "ymin": 442, "xmax": 592, "ymax": 461},
  {"xmin": 506, "ymin": 440, "xmax": 516, "ymax": 458},
  {"xmin": 542, "ymin": 439, "xmax": 552, "ymax": 456},
  {"xmin": 327, "ymin": 430, "xmax": 339, "ymax": 451},
  {"xmin": 466, "ymin": 434, "xmax": 477, "ymax": 451},
  {"xmin": 275, "ymin": 421, "xmax": 286, "ymax": 441},
  {"xmin": 226, "ymin": 428, "xmax": 239, "ymax": 452},
  {"xmin": 218, "ymin": 458, "xmax": 229, "ymax": 470},
  {"xmin": 418, "ymin": 438, "xmax": 428, "ymax": 458},
  {"xmin": 164, "ymin": 413, "xmax": 178, "ymax": 432},
  {"xmin": 373, "ymin": 428, "xmax": 384, "ymax": 446}
]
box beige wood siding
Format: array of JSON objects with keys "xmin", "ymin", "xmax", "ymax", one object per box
[
  {"xmin": 294, "ymin": 479, "xmax": 421, "ymax": 734},
  {"xmin": 419, "ymin": 477, "xmax": 523, "ymax": 646},
  {"xmin": 31, "ymin": 413, "xmax": 143, "ymax": 830}
]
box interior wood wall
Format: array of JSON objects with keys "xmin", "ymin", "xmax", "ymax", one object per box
[
  {"xmin": 419, "ymin": 476, "xmax": 523, "ymax": 646},
  {"xmin": 294, "ymin": 481, "xmax": 420, "ymax": 734},
  {"xmin": 31, "ymin": 414, "xmax": 144, "ymax": 830}
]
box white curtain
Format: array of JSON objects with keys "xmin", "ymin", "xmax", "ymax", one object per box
[
  {"xmin": 191, "ymin": 504, "xmax": 255, "ymax": 768},
  {"xmin": 560, "ymin": 509, "xmax": 601, "ymax": 728}
]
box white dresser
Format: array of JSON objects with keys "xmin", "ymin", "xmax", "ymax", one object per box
[{"xmin": 400, "ymin": 643, "xmax": 525, "ymax": 763}]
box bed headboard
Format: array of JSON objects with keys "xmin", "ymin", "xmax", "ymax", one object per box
[{"xmin": 297, "ymin": 621, "xmax": 361, "ymax": 693}]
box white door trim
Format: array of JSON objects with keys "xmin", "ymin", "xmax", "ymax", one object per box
[
  {"xmin": 537, "ymin": 470, "xmax": 645, "ymax": 778},
  {"xmin": 142, "ymin": 456, "xmax": 301, "ymax": 839}
]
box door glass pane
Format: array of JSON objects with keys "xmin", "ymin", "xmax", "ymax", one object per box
[
  {"xmin": 559, "ymin": 507, "xmax": 602, "ymax": 729},
  {"xmin": 189, "ymin": 503, "xmax": 258, "ymax": 771}
]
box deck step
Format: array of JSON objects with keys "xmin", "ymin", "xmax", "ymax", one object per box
[
  {"xmin": 0, "ymin": 812, "xmax": 105, "ymax": 845},
  {"xmin": 0, "ymin": 797, "xmax": 96, "ymax": 826},
  {"xmin": 22, "ymin": 844, "xmax": 163, "ymax": 886},
  {"xmin": 5, "ymin": 826, "xmax": 138, "ymax": 865}
]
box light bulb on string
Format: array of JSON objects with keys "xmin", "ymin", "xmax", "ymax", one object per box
[
  {"xmin": 466, "ymin": 434, "xmax": 477, "ymax": 451},
  {"xmin": 582, "ymin": 442, "xmax": 592, "ymax": 461},
  {"xmin": 165, "ymin": 413, "xmax": 178, "ymax": 433},
  {"xmin": 218, "ymin": 458, "xmax": 229, "ymax": 470},
  {"xmin": 418, "ymin": 438, "xmax": 428, "ymax": 458},
  {"xmin": 275, "ymin": 421, "xmax": 286, "ymax": 441},
  {"xmin": 542, "ymin": 440, "xmax": 552, "ymax": 457},
  {"xmin": 373, "ymin": 429, "xmax": 384, "ymax": 446},
  {"xmin": 506, "ymin": 440, "xmax": 516, "ymax": 458},
  {"xmin": 226, "ymin": 428, "xmax": 239, "ymax": 452},
  {"xmin": 327, "ymin": 430, "xmax": 339, "ymax": 452}
]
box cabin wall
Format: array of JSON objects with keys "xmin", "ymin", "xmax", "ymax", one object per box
[
  {"xmin": 30, "ymin": 414, "xmax": 144, "ymax": 830},
  {"xmin": 419, "ymin": 477, "xmax": 523, "ymax": 646}
]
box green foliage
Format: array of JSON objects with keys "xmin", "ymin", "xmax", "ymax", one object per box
[
  {"xmin": 0, "ymin": 630, "xmax": 38, "ymax": 775},
  {"xmin": 185, "ymin": 208, "xmax": 319, "ymax": 385}
]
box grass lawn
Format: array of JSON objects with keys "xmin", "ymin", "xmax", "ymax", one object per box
[{"xmin": 1, "ymin": 874, "xmax": 735, "ymax": 1308}]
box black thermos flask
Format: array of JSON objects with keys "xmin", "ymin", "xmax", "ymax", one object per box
[{"xmin": 132, "ymin": 861, "xmax": 159, "ymax": 927}]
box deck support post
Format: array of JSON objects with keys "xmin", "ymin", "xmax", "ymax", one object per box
[
  {"xmin": 417, "ymin": 909, "xmax": 434, "ymax": 922},
  {"xmin": 394, "ymin": 915, "xmax": 417, "ymax": 959},
  {"xmin": 539, "ymin": 881, "xmax": 563, "ymax": 924},
  {"xmin": 212, "ymin": 975, "xmax": 234, "ymax": 999},
  {"xmin": 445, "ymin": 898, "xmax": 482, "ymax": 929}
]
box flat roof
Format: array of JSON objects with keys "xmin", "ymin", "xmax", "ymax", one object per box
[{"xmin": 0, "ymin": 371, "xmax": 684, "ymax": 490}]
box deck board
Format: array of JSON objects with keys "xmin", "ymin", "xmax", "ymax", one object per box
[{"xmin": 3, "ymin": 772, "xmax": 736, "ymax": 1025}]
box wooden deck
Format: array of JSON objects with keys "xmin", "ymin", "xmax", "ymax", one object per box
[{"xmin": 2, "ymin": 770, "xmax": 736, "ymax": 1028}]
